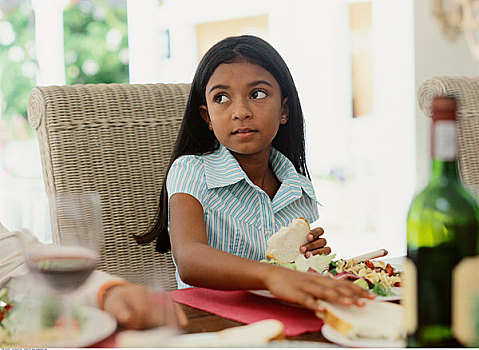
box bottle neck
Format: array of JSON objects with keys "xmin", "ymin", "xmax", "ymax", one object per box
[
  {"xmin": 430, "ymin": 120, "xmax": 459, "ymax": 185},
  {"xmin": 430, "ymin": 158, "xmax": 459, "ymax": 184}
]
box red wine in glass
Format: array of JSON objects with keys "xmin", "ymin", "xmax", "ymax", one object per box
[{"xmin": 27, "ymin": 246, "xmax": 98, "ymax": 293}]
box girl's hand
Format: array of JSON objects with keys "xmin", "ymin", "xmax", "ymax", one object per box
[
  {"xmin": 299, "ymin": 227, "xmax": 331, "ymax": 258},
  {"xmin": 264, "ymin": 266, "xmax": 374, "ymax": 311}
]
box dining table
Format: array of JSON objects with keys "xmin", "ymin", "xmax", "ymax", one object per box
[
  {"xmin": 93, "ymin": 287, "xmax": 334, "ymax": 347},
  {"xmin": 93, "ymin": 309, "xmax": 333, "ymax": 348},
  {"xmin": 90, "ymin": 255, "xmax": 406, "ymax": 348}
]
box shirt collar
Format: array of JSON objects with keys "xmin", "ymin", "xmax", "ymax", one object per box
[
  {"xmin": 203, "ymin": 144, "xmax": 247, "ymax": 189},
  {"xmin": 269, "ymin": 147, "xmax": 319, "ymax": 203},
  {"xmin": 203, "ymin": 144, "xmax": 318, "ymax": 202}
]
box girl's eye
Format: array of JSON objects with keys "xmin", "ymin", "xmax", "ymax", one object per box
[
  {"xmin": 213, "ymin": 94, "xmax": 229, "ymax": 104},
  {"xmin": 251, "ymin": 90, "xmax": 267, "ymax": 99}
]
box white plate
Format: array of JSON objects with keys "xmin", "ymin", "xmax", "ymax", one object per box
[
  {"xmin": 41, "ymin": 306, "xmax": 117, "ymax": 347},
  {"xmin": 377, "ymin": 286, "xmax": 402, "ymax": 301},
  {"xmin": 169, "ymin": 332, "xmax": 217, "ymax": 347},
  {"xmin": 171, "ymin": 332, "xmax": 339, "ymax": 348},
  {"xmin": 321, "ymin": 324, "xmax": 406, "ymax": 348},
  {"xmin": 379, "ymin": 256, "xmax": 405, "ymax": 271},
  {"xmin": 249, "ymin": 287, "xmax": 402, "ymax": 302},
  {"xmin": 73, "ymin": 306, "xmax": 117, "ymax": 347}
]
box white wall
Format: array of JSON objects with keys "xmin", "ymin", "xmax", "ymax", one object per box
[
  {"xmin": 269, "ymin": 0, "xmax": 352, "ymax": 176},
  {"xmin": 127, "ymin": 0, "xmax": 163, "ymax": 83},
  {"xmin": 414, "ymin": 0, "xmax": 479, "ymax": 190},
  {"xmin": 271, "ymin": 0, "xmax": 415, "ymax": 258},
  {"xmin": 368, "ymin": 0, "xmax": 415, "ymax": 257}
]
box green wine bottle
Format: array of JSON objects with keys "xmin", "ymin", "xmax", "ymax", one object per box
[{"xmin": 407, "ymin": 96, "xmax": 479, "ymax": 347}]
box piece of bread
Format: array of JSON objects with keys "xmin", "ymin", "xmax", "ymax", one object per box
[
  {"xmin": 316, "ymin": 299, "xmax": 404, "ymax": 341},
  {"xmin": 216, "ymin": 319, "xmax": 285, "ymax": 345},
  {"xmin": 266, "ymin": 218, "xmax": 310, "ymax": 263},
  {"xmin": 116, "ymin": 328, "xmax": 178, "ymax": 348},
  {"xmin": 116, "ymin": 319, "xmax": 285, "ymax": 347}
]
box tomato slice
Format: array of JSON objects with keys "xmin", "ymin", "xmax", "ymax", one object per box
[
  {"xmin": 54, "ymin": 317, "xmax": 80, "ymax": 329},
  {"xmin": 364, "ymin": 260, "xmax": 375, "ymax": 270},
  {"xmin": 386, "ymin": 263, "xmax": 394, "ymax": 276}
]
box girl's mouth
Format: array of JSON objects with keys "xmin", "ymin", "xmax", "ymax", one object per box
[{"xmin": 232, "ymin": 128, "xmax": 257, "ymax": 135}]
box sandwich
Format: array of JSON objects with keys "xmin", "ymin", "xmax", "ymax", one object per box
[
  {"xmin": 316, "ymin": 299, "xmax": 405, "ymax": 341},
  {"xmin": 266, "ymin": 217, "xmax": 310, "ymax": 263},
  {"xmin": 265, "ymin": 218, "xmax": 335, "ymax": 272}
]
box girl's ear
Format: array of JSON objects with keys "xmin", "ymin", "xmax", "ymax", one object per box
[
  {"xmin": 280, "ymin": 97, "xmax": 289, "ymax": 124},
  {"xmin": 199, "ymin": 105, "xmax": 213, "ymax": 130}
]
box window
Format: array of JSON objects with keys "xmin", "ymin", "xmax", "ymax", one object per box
[{"xmin": 64, "ymin": 0, "xmax": 129, "ymax": 84}]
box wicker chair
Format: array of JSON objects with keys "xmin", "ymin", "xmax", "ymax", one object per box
[
  {"xmin": 418, "ymin": 76, "xmax": 479, "ymax": 195},
  {"xmin": 27, "ymin": 83, "xmax": 190, "ymax": 290}
]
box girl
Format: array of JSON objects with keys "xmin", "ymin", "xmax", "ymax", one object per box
[{"xmin": 142, "ymin": 35, "xmax": 372, "ymax": 311}]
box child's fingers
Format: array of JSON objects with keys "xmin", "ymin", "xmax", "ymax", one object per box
[
  {"xmin": 269, "ymin": 282, "xmax": 318, "ymax": 311},
  {"xmin": 307, "ymin": 227, "xmax": 325, "ymax": 241},
  {"xmin": 331, "ymin": 283, "xmax": 374, "ymax": 306},
  {"xmin": 300, "ymin": 238, "xmax": 328, "ymax": 253},
  {"xmin": 329, "ymin": 282, "xmax": 373, "ymax": 304},
  {"xmin": 296, "ymin": 292, "xmax": 321, "ymax": 311},
  {"xmin": 305, "ymin": 246, "xmax": 331, "ymax": 257},
  {"xmin": 303, "ymin": 275, "xmax": 373, "ymax": 309},
  {"xmin": 268, "ymin": 269, "xmax": 373, "ymax": 312}
]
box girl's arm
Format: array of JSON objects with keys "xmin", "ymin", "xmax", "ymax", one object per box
[{"xmin": 170, "ymin": 193, "xmax": 373, "ymax": 311}]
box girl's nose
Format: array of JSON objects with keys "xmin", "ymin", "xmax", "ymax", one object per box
[{"xmin": 231, "ymin": 100, "xmax": 252, "ymax": 120}]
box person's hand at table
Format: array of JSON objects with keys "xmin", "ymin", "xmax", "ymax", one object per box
[
  {"xmin": 299, "ymin": 227, "xmax": 331, "ymax": 258},
  {"xmin": 264, "ymin": 265, "xmax": 375, "ymax": 311},
  {"xmin": 103, "ymin": 284, "xmax": 188, "ymax": 330}
]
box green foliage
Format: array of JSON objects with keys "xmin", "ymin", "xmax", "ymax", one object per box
[
  {"xmin": 0, "ymin": 2, "xmax": 36, "ymax": 137},
  {"xmin": 0, "ymin": 0, "xmax": 128, "ymax": 140},
  {"xmin": 63, "ymin": 0, "xmax": 128, "ymax": 84}
]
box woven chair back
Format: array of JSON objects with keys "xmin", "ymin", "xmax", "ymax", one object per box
[
  {"xmin": 418, "ymin": 76, "xmax": 479, "ymax": 196},
  {"xmin": 27, "ymin": 83, "xmax": 190, "ymax": 290}
]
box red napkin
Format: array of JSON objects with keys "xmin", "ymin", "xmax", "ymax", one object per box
[{"xmin": 169, "ymin": 288, "xmax": 323, "ymax": 337}]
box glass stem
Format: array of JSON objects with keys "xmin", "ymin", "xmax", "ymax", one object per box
[{"xmin": 61, "ymin": 292, "xmax": 74, "ymax": 338}]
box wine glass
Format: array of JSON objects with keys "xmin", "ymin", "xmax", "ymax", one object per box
[{"xmin": 21, "ymin": 191, "xmax": 103, "ymax": 345}]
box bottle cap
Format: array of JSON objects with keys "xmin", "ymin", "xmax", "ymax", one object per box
[{"xmin": 432, "ymin": 95, "xmax": 457, "ymax": 121}]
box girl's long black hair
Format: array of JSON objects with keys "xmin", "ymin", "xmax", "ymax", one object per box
[{"xmin": 134, "ymin": 35, "xmax": 310, "ymax": 253}]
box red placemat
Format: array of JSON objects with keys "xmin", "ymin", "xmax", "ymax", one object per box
[{"xmin": 169, "ymin": 288, "xmax": 323, "ymax": 337}]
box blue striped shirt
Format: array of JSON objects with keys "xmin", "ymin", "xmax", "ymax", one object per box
[{"xmin": 167, "ymin": 144, "xmax": 319, "ymax": 289}]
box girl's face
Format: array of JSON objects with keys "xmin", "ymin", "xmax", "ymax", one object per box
[{"xmin": 199, "ymin": 61, "xmax": 288, "ymax": 158}]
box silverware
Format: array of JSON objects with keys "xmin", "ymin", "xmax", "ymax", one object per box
[{"xmin": 348, "ymin": 248, "xmax": 388, "ymax": 262}]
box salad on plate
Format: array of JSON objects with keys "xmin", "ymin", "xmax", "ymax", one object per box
[
  {"xmin": 0, "ymin": 288, "xmax": 87, "ymax": 347},
  {"xmin": 262, "ymin": 218, "xmax": 402, "ymax": 298},
  {"xmin": 262, "ymin": 254, "xmax": 402, "ymax": 297}
]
